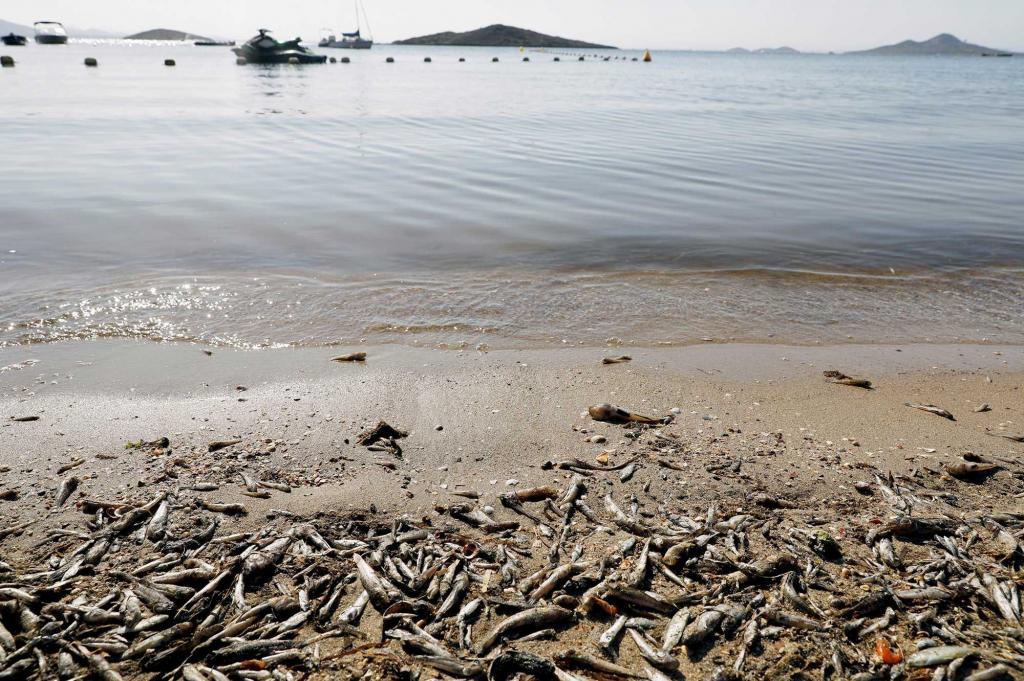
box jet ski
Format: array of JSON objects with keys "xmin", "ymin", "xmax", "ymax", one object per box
[
  {"xmin": 233, "ymin": 29, "xmax": 327, "ymax": 64},
  {"xmin": 2, "ymin": 33, "xmax": 28, "ymax": 46}
]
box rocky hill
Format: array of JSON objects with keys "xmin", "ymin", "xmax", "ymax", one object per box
[
  {"xmin": 394, "ymin": 24, "xmax": 614, "ymax": 49},
  {"xmin": 850, "ymin": 33, "xmax": 1010, "ymax": 56}
]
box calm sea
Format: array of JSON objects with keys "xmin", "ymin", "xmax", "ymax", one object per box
[{"xmin": 2, "ymin": 41, "xmax": 1023, "ymax": 349}]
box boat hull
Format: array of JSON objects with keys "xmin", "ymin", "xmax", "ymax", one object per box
[
  {"xmin": 232, "ymin": 47, "xmax": 327, "ymax": 64},
  {"xmin": 2, "ymin": 34, "xmax": 28, "ymax": 46},
  {"xmin": 34, "ymin": 35, "xmax": 68, "ymax": 45},
  {"xmin": 319, "ymin": 39, "xmax": 373, "ymax": 49}
]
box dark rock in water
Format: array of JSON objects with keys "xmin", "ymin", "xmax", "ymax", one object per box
[
  {"xmin": 394, "ymin": 23, "xmax": 615, "ymax": 49},
  {"xmin": 386, "ymin": 56, "xmax": 394, "ymax": 63},
  {"xmin": 164, "ymin": 58, "xmax": 175, "ymax": 66},
  {"xmin": 0, "ymin": 55, "xmax": 13, "ymax": 67},
  {"xmin": 84, "ymin": 57, "xmax": 98, "ymax": 67}
]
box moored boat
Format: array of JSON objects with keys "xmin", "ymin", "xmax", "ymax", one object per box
[
  {"xmin": 232, "ymin": 29, "xmax": 327, "ymax": 64},
  {"xmin": 195, "ymin": 40, "xmax": 236, "ymax": 47},
  {"xmin": 2, "ymin": 33, "xmax": 28, "ymax": 46},
  {"xmin": 33, "ymin": 21, "xmax": 68, "ymax": 45},
  {"xmin": 319, "ymin": 0, "xmax": 373, "ymax": 49}
]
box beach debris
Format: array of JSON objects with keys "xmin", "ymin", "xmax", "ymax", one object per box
[
  {"xmin": 988, "ymin": 432, "xmax": 1024, "ymax": 443},
  {"xmin": 602, "ymin": 355, "xmax": 633, "ymax": 364},
  {"xmin": 207, "ymin": 439, "xmax": 242, "ymax": 452},
  {"xmin": 357, "ymin": 420, "xmax": 408, "ymax": 449},
  {"xmin": 904, "ymin": 402, "xmax": 955, "ymax": 420},
  {"xmin": 588, "ymin": 404, "xmax": 660, "ymax": 424},
  {"xmin": 55, "ymin": 476, "xmax": 80, "ymax": 507},
  {"xmin": 823, "ymin": 370, "xmax": 872, "ymax": 388},
  {"xmin": 331, "ymin": 351, "xmax": 367, "ymax": 362},
  {"xmin": 975, "ymin": 403, "xmax": 992, "ymax": 412},
  {"xmin": 944, "ymin": 461, "xmax": 999, "ymax": 479}
]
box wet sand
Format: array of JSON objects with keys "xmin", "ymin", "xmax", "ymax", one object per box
[{"xmin": 2, "ymin": 340, "xmax": 1022, "ymax": 533}]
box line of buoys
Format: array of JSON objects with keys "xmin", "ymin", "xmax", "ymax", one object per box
[
  {"xmin": 0, "ymin": 55, "xmax": 13, "ymax": 68},
  {"xmin": 84, "ymin": 57, "xmax": 98, "ymax": 67},
  {"xmin": 164, "ymin": 59, "xmax": 175, "ymax": 67}
]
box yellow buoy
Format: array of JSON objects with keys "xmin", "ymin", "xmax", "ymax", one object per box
[{"xmin": 643, "ymin": 49, "xmax": 652, "ymax": 62}]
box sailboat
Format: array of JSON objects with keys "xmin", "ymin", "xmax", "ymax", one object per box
[{"xmin": 319, "ymin": 0, "xmax": 373, "ymax": 49}]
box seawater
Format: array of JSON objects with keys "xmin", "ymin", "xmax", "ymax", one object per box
[{"xmin": 2, "ymin": 41, "xmax": 1022, "ymax": 348}]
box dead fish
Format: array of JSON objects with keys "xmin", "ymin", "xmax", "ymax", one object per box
[
  {"xmin": 477, "ymin": 605, "xmax": 573, "ymax": 653},
  {"xmin": 628, "ymin": 629, "xmax": 679, "ymax": 672},
  {"xmin": 974, "ymin": 404, "xmax": 992, "ymax": 413},
  {"xmin": 259, "ymin": 480, "xmax": 291, "ymax": 493},
  {"xmin": 145, "ymin": 500, "xmax": 168, "ymax": 541},
  {"xmin": 589, "ymin": 404, "xmax": 660, "ymax": 425},
  {"xmin": 598, "ymin": 615, "xmax": 628, "ymax": 655},
  {"xmin": 354, "ymin": 554, "xmax": 402, "ymax": 611},
  {"xmin": 662, "ymin": 608, "xmax": 691, "ymax": 652},
  {"xmin": 207, "ymin": 439, "xmax": 242, "ymax": 452},
  {"xmin": 823, "ymin": 370, "xmax": 872, "ymax": 388},
  {"xmin": 987, "ymin": 432, "xmax": 1024, "ymax": 443},
  {"xmin": 57, "ymin": 458, "xmax": 85, "ymax": 474},
  {"xmin": 904, "ymin": 402, "xmax": 955, "ymax": 421},
  {"xmin": 603, "ymin": 356, "xmax": 633, "ymax": 364},
  {"xmin": 944, "ymin": 462, "xmax": 998, "ymax": 479},
  {"xmin": 905, "ymin": 646, "xmax": 978, "ymax": 668},
  {"xmin": 331, "ymin": 352, "xmax": 367, "ymax": 362},
  {"xmin": 555, "ymin": 650, "xmax": 641, "ymax": 678},
  {"xmin": 10, "ymin": 415, "xmax": 39, "ymax": 422},
  {"xmin": 964, "ymin": 665, "xmax": 1010, "ymax": 681},
  {"xmin": 338, "ymin": 589, "xmax": 370, "ymax": 625},
  {"xmin": 620, "ymin": 463, "xmax": 637, "ymax": 483},
  {"xmin": 199, "ymin": 500, "xmax": 247, "ymax": 515},
  {"xmin": 56, "ymin": 476, "xmax": 80, "ymax": 507}
]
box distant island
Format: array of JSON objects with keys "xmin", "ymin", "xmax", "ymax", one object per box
[
  {"xmin": 394, "ymin": 24, "xmax": 615, "ymax": 49},
  {"xmin": 727, "ymin": 46, "xmax": 800, "ymax": 55},
  {"xmin": 849, "ymin": 33, "xmax": 1012, "ymax": 56},
  {"xmin": 124, "ymin": 28, "xmax": 212, "ymax": 41}
]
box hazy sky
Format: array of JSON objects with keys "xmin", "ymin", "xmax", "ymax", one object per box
[{"xmin": 5, "ymin": 0, "xmax": 1023, "ymax": 51}]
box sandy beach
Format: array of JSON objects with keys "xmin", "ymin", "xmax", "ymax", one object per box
[{"xmin": 1, "ymin": 340, "xmax": 1022, "ymax": 678}]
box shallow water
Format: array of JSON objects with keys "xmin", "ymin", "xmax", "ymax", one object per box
[{"xmin": 1, "ymin": 41, "xmax": 1023, "ymax": 348}]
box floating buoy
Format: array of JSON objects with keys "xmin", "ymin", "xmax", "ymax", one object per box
[
  {"xmin": 578, "ymin": 56, "xmax": 585, "ymax": 61},
  {"xmin": 164, "ymin": 59, "xmax": 175, "ymax": 66},
  {"xmin": 632, "ymin": 57, "xmax": 638, "ymax": 62},
  {"xmin": 386, "ymin": 56, "xmax": 394, "ymax": 63},
  {"xmin": 0, "ymin": 55, "xmax": 13, "ymax": 68},
  {"xmin": 643, "ymin": 49, "xmax": 652, "ymax": 62},
  {"xmin": 329, "ymin": 56, "xmax": 337, "ymax": 63},
  {"xmin": 341, "ymin": 56, "xmax": 350, "ymax": 63},
  {"xmin": 236, "ymin": 57, "xmax": 247, "ymax": 65},
  {"xmin": 492, "ymin": 57, "xmax": 499, "ymax": 62},
  {"xmin": 424, "ymin": 56, "xmax": 431, "ymax": 63},
  {"xmin": 84, "ymin": 57, "xmax": 98, "ymax": 67},
  {"xmin": 553, "ymin": 57, "xmax": 560, "ymax": 62},
  {"xmin": 288, "ymin": 56, "xmax": 299, "ymax": 64},
  {"xmin": 522, "ymin": 57, "xmax": 529, "ymax": 62},
  {"xmin": 458, "ymin": 57, "xmax": 465, "ymax": 62}
]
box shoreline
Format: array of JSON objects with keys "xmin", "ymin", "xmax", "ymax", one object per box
[{"xmin": 1, "ymin": 339, "xmax": 1023, "ymax": 678}]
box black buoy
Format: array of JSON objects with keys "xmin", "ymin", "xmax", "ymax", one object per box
[
  {"xmin": 386, "ymin": 56, "xmax": 394, "ymax": 63},
  {"xmin": 458, "ymin": 57, "xmax": 465, "ymax": 62},
  {"xmin": 329, "ymin": 56, "xmax": 337, "ymax": 63},
  {"xmin": 522, "ymin": 57, "xmax": 529, "ymax": 62},
  {"xmin": 632, "ymin": 57, "xmax": 638, "ymax": 62},
  {"xmin": 553, "ymin": 57, "xmax": 560, "ymax": 62},
  {"xmin": 164, "ymin": 59, "xmax": 176, "ymax": 66},
  {"xmin": 492, "ymin": 57, "xmax": 499, "ymax": 62},
  {"xmin": 424, "ymin": 56, "xmax": 431, "ymax": 63},
  {"xmin": 84, "ymin": 57, "xmax": 98, "ymax": 67},
  {"xmin": 579, "ymin": 56, "xmax": 585, "ymax": 61},
  {"xmin": 341, "ymin": 56, "xmax": 350, "ymax": 63},
  {"xmin": 0, "ymin": 55, "xmax": 14, "ymax": 68}
]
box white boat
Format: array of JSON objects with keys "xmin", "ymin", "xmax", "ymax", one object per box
[
  {"xmin": 319, "ymin": 0, "xmax": 373, "ymax": 49},
  {"xmin": 34, "ymin": 21, "xmax": 68, "ymax": 45}
]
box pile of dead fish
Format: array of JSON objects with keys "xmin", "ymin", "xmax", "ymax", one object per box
[{"xmin": 0, "ymin": 466, "xmax": 1022, "ymax": 680}]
